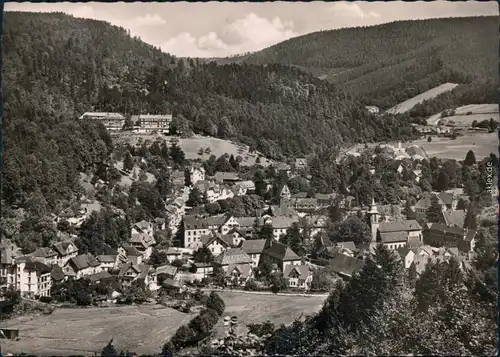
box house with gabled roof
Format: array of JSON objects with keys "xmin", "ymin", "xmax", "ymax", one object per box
[
  {"xmin": 213, "ymin": 248, "xmax": 254, "ymax": 287},
  {"xmin": 63, "ymin": 254, "xmax": 102, "ymax": 280},
  {"xmin": 226, "ymin": 264, "xmax": 253, "ymax": 287},
  {"xmin": 52, "ymin": 241, "xmax": 79, "ymax": 267},
  {"xmin": 260, "ymin": 239, "xmax": 302, "ymax": 271},
  {"xmin": 442, "ymin": 210, "xmax": 466, "ymax": 228},
  {"xmin": 294, "ymin": 158, "xmax": 307, "ymax": 171},
  {"xmin": 129, "ymin": 231, "xmax": 156, "ymax": 260},
  {"xmin": 117, "ymin": 244, "xmax": 143, "ymax": 266},
  {"xmin": 96, "ymin": 255, "xmax": 118, "ymax": 271},
  {"xmin": 201, "ymin": 233, "xmax": 234, "ymax": 256},
  {"xmin": 131, "ymin": 220, "xmax": 154, "ymax": 237},
  {"xmin": 240, "ymin": 239, "xmax": 267, "ymax": 267},
  {"xmin": 31, "ymin": 247, "xmax": 58, "ymax": 267},
  {"xmin": 213, "ymin": 172, "xmax": 240, "ymax": 185},
  {"xmin": 283, "ymin": 264, "xmax": 312, "ymax": 290},
  {"xmin": 117, "ymin": 262, "xmax": 153, "ymax": 287},
  {"xmin": 377, "ymin": 220, "xmax": 423, "ymax": 250}
]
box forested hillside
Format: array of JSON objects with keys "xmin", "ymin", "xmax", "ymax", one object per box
[
  {"xmin": 242, "ymin": 16, "xmax": 498, "ymax": 109},
  {"xmin": 3, "ymin": 11, "xmax": 418, "ymax": 214}
]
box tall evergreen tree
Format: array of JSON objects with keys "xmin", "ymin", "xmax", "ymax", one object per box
[{"xmin": 426, "ymin": 194, "xmax": 444, "ymax": 223}]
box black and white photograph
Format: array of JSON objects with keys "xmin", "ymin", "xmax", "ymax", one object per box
[{"xmin": 0, "ymin": 1, "xmax": 498, "ymax": 356}]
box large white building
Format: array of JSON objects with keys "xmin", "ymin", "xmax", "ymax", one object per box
[
  {"xmin": 133, "ymin": 114, "xmax": 172, "ymax": 133},
  {"xmin": 79, "ymin": 112, "xmax": 126, "ymax": 131}
]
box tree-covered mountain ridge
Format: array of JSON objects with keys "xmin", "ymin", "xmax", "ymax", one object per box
[
  {"xmin": 4, "ymin": 11, "xmax": 419, "ymax": 161},
  {"xmin": 237, "ymin": 16, "xmax": 498, "ymax": 109}
]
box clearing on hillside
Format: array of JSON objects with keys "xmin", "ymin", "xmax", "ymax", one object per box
[
  {"xmin": 426, "ymin": 103, "xmax": 499, "ymax": 126},
  {"xmin": 403, "ymin": 132, "xmax": 497, "ymax": 161},
  {"xmin": 112, "ymin": 133, "xmax": 273, "ymax": 167},
  {"xmin": 386, "ymin": 83, "xmax": 459, "ymax": 115},
  {"xmin": 1, "ymin": 305, "xmax": 193, "ymax": 356}
]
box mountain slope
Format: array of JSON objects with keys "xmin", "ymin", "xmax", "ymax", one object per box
[
  {"xmin": 4, "ymin": 11, "xmax": 417, "ymax": 162},
  {"xmin": 241, "ymin": 16, "xmax": 498, "ymax": 109}
]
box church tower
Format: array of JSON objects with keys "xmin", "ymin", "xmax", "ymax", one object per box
[
  {"xmin": 279, "ymin": 184, "xmax": 291, "ymax": 208},
  {"xmin": 367, "ymin": 197, "xmax": 380, "ymax": 242}
]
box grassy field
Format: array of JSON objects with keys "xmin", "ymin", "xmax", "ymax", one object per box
[
  {"xmin": 426, "ymin": 104, "xmax": 499, "ymax": 127},
  {"xmin": 386, "ymin": 82, "xmax": 459, "ymax": 115},
  {"xmin": 112, "ymin": 133, "xmax": 273, "ymax": 167},
  {"xmin": 405, "ymin": 132, "xmax": 497, "ymax": 160},
  {"xmin": 211, "ymin": 291, "xmax": 327, "ymax": 338},
  {"xmin": 2, "ymin": 305, "xmax": 193, "ymax": 356}
]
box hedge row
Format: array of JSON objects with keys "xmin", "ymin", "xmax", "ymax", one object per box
[{"xmin": 163, "ymin": 292, "xmax": 225, "ymax": 355}]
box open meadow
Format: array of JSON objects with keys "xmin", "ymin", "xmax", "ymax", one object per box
[
  {"xmin": 1, "ymin": 305, "xmax": 193, "ymax": 356},
  {"xmin": 386, "ymin": 82, "xmax": 459, "ymax": 115},
  {"xmin": 426, "ymin": 103, "xmax": 499, "ymax": 126},
  {"xmin": 211, "ymin": 291, "xmax": 327, "ymax": 338},
  {"xmin": 112, "ymin": 133, "xmax": 273, "ymax": 167},
  {"xmin": 406, "ymin": 132, "xmax": 498, "ymax": 160}
]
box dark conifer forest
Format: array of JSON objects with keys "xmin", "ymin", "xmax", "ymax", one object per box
[
  {"xmin": 2, "ymin": 11, "xmax": 419, "ymax": 211},
  {"xmin": 240, "ymin": 16, "xmax": 498, "ymax": 109}
]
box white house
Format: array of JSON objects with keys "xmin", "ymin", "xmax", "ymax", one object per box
[
  {"xmin": 14, "ymin": 257, "xmax": 52, "ymax": 298},
  {"xmin": 63, "ymin": 254, "xmax": 102, "ymax": 280},
  {"xmin": 52, "ymin": 241, "xmax": 79, "ymax": 267},
  {"xmin": 283, "ymin": 264, "xmax": 313, "ymax": 290}
]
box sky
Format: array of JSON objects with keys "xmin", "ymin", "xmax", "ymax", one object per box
[{"xmin": 5, "ymin": 1, "xmax": 499, "ymax": 58}]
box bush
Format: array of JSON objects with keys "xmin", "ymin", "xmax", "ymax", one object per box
[
  {"xmin": 206, "ymin": 291, "xmax": 225, "ymax": 315},
  {"xmin": 244, "ymin": 278, "xmax": 257, "ymax": 291},
  {"xmin": 39, "ymin": 296, "xmax": 52, "ymax": 303}
]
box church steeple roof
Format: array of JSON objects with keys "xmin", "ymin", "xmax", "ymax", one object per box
[{"xmin": 368, "ymin": 197, "xmax": 379, "ymax": 214}]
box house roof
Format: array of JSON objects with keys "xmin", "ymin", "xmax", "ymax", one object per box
[
  {"xmin": 214, "ymin": 248, "xmax": 253, "ymax": 266},
  {"xmin": 130, "ymin": 232, "xmax": 156, "ymax": 248},
  {"xmin": 263, "ymin": 240, "xmax": 301, "ymax": 262},
  {"xmin": 291, "ymin": 192, "xmax": 308, "ymax": 199},
  {"xmin": 268, "ymin": 216, "xmax": 299, "ymax": 229},
  {"xmin": 68, "ymin": 254, "xmax": 101, "ymax": 271},
  {"xmin": 289, "ymin": 198, "xmax": 318, "ymax": 209},
  {"xmin": 295, "ymin": 158, "xmax": 307, "ymax": 166},
  {"xmin": 183, "ymin": 215, "xmax": 209, "ymax": 230},
  {"xmin": 425, "ymin": 223, "xmax": 465, "ymax": 236},
  {"xmin": 32, "ymin": 247, "xmax": 58, "ymax": 259},
  {"xmin": 436, "ymin": 192, "xmax": 454, "ymax": 206},
  {"xmin": 380, "ymin": 231, "xmax": 408, "ymax": 243},
  {"xmin": 25, "ymin": 260, "xmax": 51, "ymax": 275},
  {"xmin": 214, "ymin": 172, "xmax": 240, "ymax": 182},
  {"xmin": 97, "ymin": 255, "xmax": 117, "ymax": 263},
  {"xmin": 238, "ymin": 180, "xmax": 256, "ymax": 189},
  {"xmin": 227, "ymin": 264, "xmax": 252, "ymax": 279},
  {"xmin": 329, "ymin": 254, "xmax": 365, "ymax": 277},
  {"xmin": 154, "ymin": 264, "xmax": 178, "ymax": 276},
  {"xmin": 201, "ymin": 233, "xmax": 233, "ymax": 248},
  {"xmin": 163, "ymin": 278, "xmax": 182, "ymax": 288},
  {"xmin": 52, "ymin": 241, "xmax": 77, "ymax": 257},
  {"xmin": 379, "ymin": 220, "xmax": 422, "ymax": 233},
  {"xmin": 118, "ymin": 262, "xmax": 142, "ymax": 278},
  {"xmin": 283, "ymin": 264, "xmax": 310, "ymax": 280},
  {"xmin": 89, "ymin": 271, "xmax": 113, "ymax": 282},
  {"xmin": 240, "ymin": 239, "xmax": 267, "ymax": 254},
  {"xmin": 228, "ymin": 216, "xmax": 254, "ymax": 228},
  {"xmin": 336, "ymin": 241, "xmax": 357, "ymax": 251},
  {"xmin": 121, "ymin": 244, "xmax": 143, "ymax": 257},
  {"xmin": 443, "ymin": 210, "xmax": 466, "ymax": 228}
]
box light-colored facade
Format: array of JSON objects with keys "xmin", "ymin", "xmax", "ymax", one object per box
[
  {"xmin": 79, "ymin": 112, "xmax": 126, "ymax": 131},
  {"xmin": 135, "ymin": 114, "xmax": 172, "ymax": 133}
]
